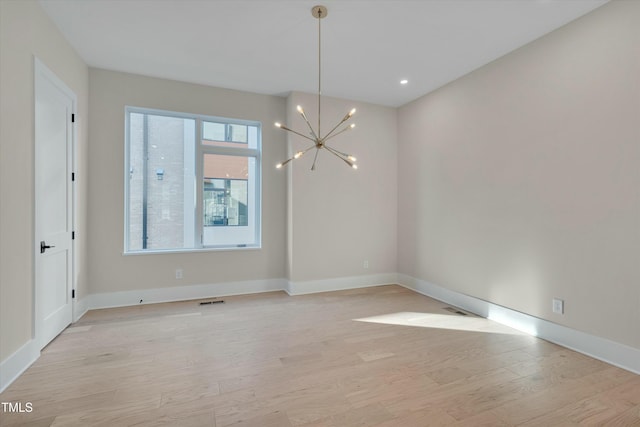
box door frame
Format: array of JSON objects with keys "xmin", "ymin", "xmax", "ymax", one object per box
[{"xmin": 33, "ymin": 57, "xmax": 77, "ymax": 347}]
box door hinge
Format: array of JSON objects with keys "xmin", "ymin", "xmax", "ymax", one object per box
[
  {"xmin": 72, "ymin": 231, "xmax": 75, "ymax": 240},
  {"xmin": 72, "ymin": 289, "xmax": 75, "ymax": 298},
  {"xmin": 71, "ymin": 113, "xmax": 75, "ymax": 123},
  {"xmin": 72, "ymin": 172, "xmax": 75, "ymax": 181}
]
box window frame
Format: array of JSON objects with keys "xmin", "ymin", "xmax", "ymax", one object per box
[{"xmin": 124, "ymin": 106, "xmax": 262, "ymax": 254}]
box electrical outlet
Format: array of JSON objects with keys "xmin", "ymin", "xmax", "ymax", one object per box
[
  {"xmin": 363, "ymin": 260, "xmax": 369, "ymax": 269},
  {"xmin": 552, "ymin": 298, "xmax": 564, "ymax": 314},
  {"xmin": 175, "ymin": 268, "xmax": 183, "ymax": 279}
]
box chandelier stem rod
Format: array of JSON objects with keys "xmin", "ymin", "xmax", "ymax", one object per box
[{"xmin": 317, "ymin": 7, "xmax": 322, "ymax": 139}]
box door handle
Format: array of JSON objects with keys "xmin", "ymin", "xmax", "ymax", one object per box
[{"xmin": 40, "ymin": 241, "xmax": 55, "ymax": 254}]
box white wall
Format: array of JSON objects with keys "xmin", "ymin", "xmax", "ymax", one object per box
[
  {"xmin": 286, "ymin": 91, "xmax": 398, "ymax": 287},
  {"xmin": 397, "ymin": 0, "xmax": 640, "ymax": 350},
  {"xmin": 88, "ymin": 69, "xmax": 287, "ymax": 295},
  {"xmin": 0, "ymin": 0, "xmax": 89, "ymax": 361}
]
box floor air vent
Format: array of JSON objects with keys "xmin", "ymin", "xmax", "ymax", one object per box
[{"xmin": 199, "ymin": 300, "xmax": 224, "ymax": 305}]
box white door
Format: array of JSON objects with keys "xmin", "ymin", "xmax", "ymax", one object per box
[{"xmin": 34, "ymin": 58, "xmax": 75, "ymax": 349}]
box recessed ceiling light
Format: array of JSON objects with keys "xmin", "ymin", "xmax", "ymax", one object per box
[{"xmin": 400, "ymin": 79, "xmax": 408, "ymax": 85}]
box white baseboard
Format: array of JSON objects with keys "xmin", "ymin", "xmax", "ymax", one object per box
[
  {"xmin": 87, "ymin": 278, "xmax": 287, "ymax": 310},
  {"xmin": 397, "ymin": 273, "xmax": 640, "ymax": 375},
  {"xmin": 0, "ymin": 339, "xmax": 39, "ymax": 393},
  {"xmin": 87, "ymin": 274, "xmax": 398, "ymax": 308},
  {"xmin": 286, "ymin": 273, "xmax": 398, "ymax": 296}
]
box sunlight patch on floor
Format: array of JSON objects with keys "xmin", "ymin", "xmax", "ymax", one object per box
[{"xmin": 354, "ymin": 312, "xmax": 526, "ymax": 335}]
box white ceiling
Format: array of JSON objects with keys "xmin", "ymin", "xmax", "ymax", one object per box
[{"xmin": 40, "ymin": 0, "xmax": 608, "ymax": 107}]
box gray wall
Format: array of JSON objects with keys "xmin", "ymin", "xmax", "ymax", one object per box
[
  {"xmin": 286, "ymin": 91, "xmax": 398, "ymax": 285},
  {"xmin": 397, "ymin": 0, "xmax": 640, "ymax": 349},
  {"xmin": 88, "ymin": 69, "xmax": 287, "ymax": 294}
]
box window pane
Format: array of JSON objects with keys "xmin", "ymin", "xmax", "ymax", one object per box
[
  {"xmin": 203, "ymin": 154, "xmax": 256, "ymax": 246},
  {"xmin": 202, "ymin": 121, "xmax": 259, "ymax": 149},
  {"xmin": 202, "ymin": 121, "xmax": 225, "ymax": 142},
  {"xmin": 204, "ymin": 179, "xmax": 248, "ymax": 226},
  {"xmin": 228, "ymin": 124, "xmax": 247, "ymax": 143},
  {"xmin": 127, "ymin": 113, "xmax": 196, "ymax": 251}
]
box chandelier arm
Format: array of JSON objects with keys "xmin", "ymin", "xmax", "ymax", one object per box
[
  {"xmin": 325, "ymin": 146, "xmax": 357, "ymax": 168},
  {"xmin": 324, "ymin": 145, "xmax": 350, "ymax": 159},
  {"xmin": 322, "ymin": 116, "xmax": 350, "ymax": 141},
  {"xmin": 298, "ymin": 110, "xmax": 320, "ymax": 141},
  {"xmin": 297, "ymin": 145, "xmax": 316, "ymax": 158},
  {"xmin": 276, "ymin": 145, "xmax": 315, "ymax": 169},
  {"xmin": 323, "ymin": 123, "xmax": 354, "ymax": 142},
  {"xmin": 311, "ymin": 147, "xmax": 321, "ymax": 171},
  {"xmin": 277, "ymin": 156, "xmax": 295, "ymax": 168},
  {"xmin": 326, "ymin": 147, "xmax": 356, "ymax": 168},
  {"xmin": 279, "ymin": 125, "xmax": 316, "ymax": 143},
  {"xmin": 323, "ymin": 107, "xmax": 355, "ymax": 139},
  {"xmin": 324, "ymin": 145, "xmax": 356, "ymax": 164}
]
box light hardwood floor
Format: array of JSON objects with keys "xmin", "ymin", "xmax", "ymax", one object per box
[{"xmin": 1, "ymin": 285, "xmax": 639, "ymax": 426}]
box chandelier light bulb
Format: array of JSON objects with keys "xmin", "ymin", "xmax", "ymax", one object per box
[
  {"xmin": 350, "ymin": 123, "xmax": 356, "ymax": 129},
  {"xmin": 275, "ymin": 122, "xmax": 282, "ymax": 128},
  {"xmin": 276, "ymin": 163, "xmax": 283, "ymax": 169},
  {"xmin": 347, "ymin": 155, "xmax": 357, "ymax": 162},
  {"xmin": 349, "ymin": 108, "xmax": 356, "ymax": 116},
  {"xmin": 296, "ymin": 105, "xmax": 304, "ymax": 114},
  {"xmin": 352, "ymin": 164, "xmax": 358, "ymax": 169},
  {"xmin": 294, "ymin": 151, "xmax": 304, "ymax": 159}
]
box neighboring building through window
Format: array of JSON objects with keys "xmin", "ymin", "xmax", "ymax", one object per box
[{"xmin": 125, "ymin": 107, "xmax": 261, "ymax": 252}]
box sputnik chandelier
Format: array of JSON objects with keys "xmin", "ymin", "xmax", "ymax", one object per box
[{"xmin": 275, "ymin": 5, "xmax": 358, "ymax": 171}]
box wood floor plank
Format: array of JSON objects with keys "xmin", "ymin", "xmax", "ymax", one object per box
[{"xmin": 1, "ymin": 285, "xmax": 639, "ymax": 426}]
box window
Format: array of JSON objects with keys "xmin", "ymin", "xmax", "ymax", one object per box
[{"xmin": 125, "ymin": 107, "xmax": 261, "ymax": 252}]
